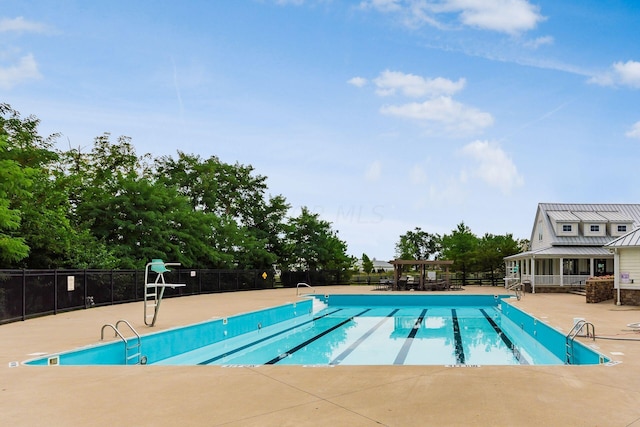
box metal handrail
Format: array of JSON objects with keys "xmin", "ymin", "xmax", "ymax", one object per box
[
  {"xmin": 101, "ymin": 320, "xmax": 143, "ymax": 365},
  {"xmin": 116, "ymin": 319, "xmax": 141, "ymax": 341},
  {"xmin": 101, "ymin": 323, "xmax": 126, "ymax": 342},
  {"xmin": 565, "ymin": 320, "xmax": 595, "ymax": 364},
  {"xmin": 296, "ymin": 282, "xmax": 315, "ymax": 296}
]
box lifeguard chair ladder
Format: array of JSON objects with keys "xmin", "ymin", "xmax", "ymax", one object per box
[{"xmin": 144, "ymin": 259, "xmax": 185, "ymax": 327}]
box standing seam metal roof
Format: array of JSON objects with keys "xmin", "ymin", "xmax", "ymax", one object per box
[
  {"xmin": 605, "ymin": 228, "xmax": 640, "ymax": 248},
  {"xmin": 536, "ymin": 203, "xmax": 640, "ymax": 247},
  {"xmin": 571, "ymin": 211, "xmax": 608, "ymax": 222}
]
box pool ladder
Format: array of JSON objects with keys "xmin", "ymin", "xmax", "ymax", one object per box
[
  {"xmin": 565, "ymin": 320, "xmax": 595, "ymax": 365},
  {"xmin": 101, "ymin": 320, "xmax": 143, "ymax": 365},
  {"xmin": 296, "ymin": 282, "xmax": 315, "ymax": 296}
]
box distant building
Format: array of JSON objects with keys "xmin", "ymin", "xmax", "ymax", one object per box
[
  {"xmin": 372, "ymin": 259, "xmax": 394, "ymax": 272},
  {"xmin": 358, "ymin": 258, "xmax": 394, "ymax": 273}
]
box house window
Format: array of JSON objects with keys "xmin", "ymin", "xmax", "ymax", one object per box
[
  {"xmin": 562, "ymin": 224, "xmax": 572, "ymax": 232},
  {"xmin": 590, "ymin": 225, "xmax": 600, "ymax": 232},
  {"xmin": 618, "ymin": 225, "xmax": 627, "ymax": 232}
]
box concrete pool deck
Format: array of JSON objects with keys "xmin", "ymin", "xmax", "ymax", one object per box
[{"xmin": 2, "ymin": 285, "xmax": 640, "ymax": 426}]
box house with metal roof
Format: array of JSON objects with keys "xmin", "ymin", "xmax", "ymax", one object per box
[
  {"xmin": 604, "ymin": 227, "xmax": 640, "ymax": 305},
  {"xmin": 504, "ymin": 203, "xmax": 640, "ymax": 293},
  {"xmin": 372, "ymin": 259, "xmax": 394, "ymax": 272}
]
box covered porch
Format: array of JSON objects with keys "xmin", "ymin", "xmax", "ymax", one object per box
[
  {"xmin": 389, "ymin": 259, "xmax": 455, "ymax": 291},
  {"xmin": 504, "ymin": 247, "xmax": 613, "ymax": 293}
]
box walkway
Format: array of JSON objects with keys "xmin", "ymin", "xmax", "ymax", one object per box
[{"xmin": 1, "ymin": 286, "xmax": 640, "ymax": 426}]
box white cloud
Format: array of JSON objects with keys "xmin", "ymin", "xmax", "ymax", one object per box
[
  {"xmin": 524, "ymin": 35, "xmax": 553, "ymax": 49},
  {"xmin": 359, "ymin": 0, "xmax": 544, "ymax": 34},
  {"xmin": 459, "ymin": 140, "xmax": 523, "ymax": 194},
  {"xmin": 380, "ymin": 96, "xmax": 493, "ymax": 134},
  {"xmin": 373, "ymin": 70, "xmax": 465, "ymax": 97},
  {"xmin": 0, "ymin": 53, "xmax": 41, "ymax": 89},
  {"xmin": 613, "ymin": 61, "xmax": 640, "ymax": 88},
  {"xmin": 626, "ymin": 121, "xmax": 640, "ymax": 139},
  {"xmin": 365, "ymin": 160, "xmax": 382, "ymax": 181},
  {"xmin": 0, "ymin": 17, "xmax": 48, "ymax": 33},
  {"xmin": 589, "ymin": 60, "xmax": 640, "ymax": 88},
  {"xmin": 445, "ymin": 0, "xmax": 545, "ymax": 34},
  {"xmin": 275, "ymin": 0, "xmax": 305, "ymax": 5},
  {"xmin": 348, "ymin": 76, "xmax": 368, "ymax": 87},
  {"xmin": 359, "ymin": 0, "xmax": 403, "ymax": 13}
]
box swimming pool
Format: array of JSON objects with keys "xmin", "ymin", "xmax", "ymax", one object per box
[{"xmin": 25, "ymin": 294, "xmax": 608, "ymax": 366}]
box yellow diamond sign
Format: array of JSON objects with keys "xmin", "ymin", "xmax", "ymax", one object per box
[{"xmin": 262, "ymin": 272, "xmax": 267, "ymax": 280}]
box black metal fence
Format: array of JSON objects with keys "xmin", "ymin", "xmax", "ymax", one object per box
[
  {"xmin": 279, "ymin": 270, "xmax": 347, "ymax": 287},
  {"xmin": 0, "ymin": 268, "xmax": 350, "ymax": 325},
  {"xmin": 0, "ymin": 268, "xmax": 275, "ymax": 324}
]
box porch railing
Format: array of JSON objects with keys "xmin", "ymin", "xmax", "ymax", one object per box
[{"xmin": 520, "ymin": 274, "xmax": 590, "ymax": 286}]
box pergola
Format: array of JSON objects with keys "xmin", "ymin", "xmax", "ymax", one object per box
[{"xmin": 389, "ymin": 259, "xmax": 455, "ymax": 291}]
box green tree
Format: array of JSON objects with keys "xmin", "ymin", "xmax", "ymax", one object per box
[
  {"xmin": 395, "ymin": 227, "xmax": 440, "ymax": 261},
  {"xmin": 0, "ymin": 135, "xmax": 30, "ymax": 264},
  {"xmin": 69, "ymin": 134, "xmax": 217, "ymax": 268},
  {"xmin": 361, "ymin": 253, "xmax": 374, "ymax": 275},
  {"xmin": 154, "ymin": 152, "xmax": 272, "ymax": 222},
  {"xmin": 0, "ymin": 103, "xmax": 80, "ymax": 268},
  {"xmin": 282, "ymin": 207, "xmax": 354, "ymax": 272},
  {"xmin": 154, "ymin": 152, "xmax": 289, "ymax": 269},
  {"xmin": 440, "ymin": 222, "xmax": 478, "ymax": 286},
  {"xmin": 476, "ymin": 233, "xmax": 521, "ymax": 286}
]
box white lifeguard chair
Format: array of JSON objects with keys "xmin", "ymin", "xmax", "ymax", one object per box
[{"xmin": 144, "ymin": 259, "xmax": 185, "ymax": 327}]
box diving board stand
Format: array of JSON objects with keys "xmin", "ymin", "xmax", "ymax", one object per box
[{"xmin": 144, "ymin": 259, "xmax": 185, "ymax": 327}]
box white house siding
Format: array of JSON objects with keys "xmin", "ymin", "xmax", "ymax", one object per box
[
  {"xmin": 531, "ymin": 208, "xmax": 554, "ymax": 251},
  {"xmin": 619, "ymin": 248, "xmax": 640, "ymax": 287}
]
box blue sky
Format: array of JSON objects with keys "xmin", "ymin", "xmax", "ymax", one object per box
[{"xmin": 2, "ymin": 0, "xmax": 640, "ymax": 261}]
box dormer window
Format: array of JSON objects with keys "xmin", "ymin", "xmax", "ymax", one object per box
[
  {"xmin": 562, "ymin": 224, "xmax": 572, "ymax": 232},
  {"xmin": 618, "ymin": 225, "xmax": 627, "ymax": 233},
  {"xmin": 590, "ymin": 225, "xmax": 600, "ymax": 232}
]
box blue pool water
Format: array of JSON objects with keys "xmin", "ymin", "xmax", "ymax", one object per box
[{"xmin": 25, "ymin": 294, "xmax": 608, "ymax": 366}]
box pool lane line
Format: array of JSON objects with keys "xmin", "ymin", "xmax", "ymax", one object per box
[
  {"xmin": 393, "ymin": 309, "xmax": 428, "ymax": 365},
  {"xmin": 479, "ymin": 308, "xmax": 529, "ymax": 365},
  {"xmin": 197, "ymin": 308, "xmax": 344, "ymax": 365},
  {"xmin": 451, "ymin": 309, "xmax": 466, "ymax": 365},
  {"xmin": 330, "ymin": 309, "xmax": 399, "ymax": 365},
  {"xmin": 265, "ymin": 308, "xmax": 371, "ymax": 365}
]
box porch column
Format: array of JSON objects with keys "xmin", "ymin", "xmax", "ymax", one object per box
[
  {"xmin": 530, "ymin": 257, "xmax": 535, "ymax": 293},
  {"xmin": 613, "ymin": 249, "xmax": 621, "ymax": 305},
  {"xmin": 394, "ymin": 264, "xmax": 400, "ymax": 291},
  {"xmin": 560, "ymin": 257, "xmax": 564, "ymax": 286},
  {"xmin": 589, "ymin": 258, "xmax": 594, "ymax": 278}
]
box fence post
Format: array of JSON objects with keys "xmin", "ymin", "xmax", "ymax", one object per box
[
  {"xmin": 54, "ymin": 269, "xmax": 58, "ymax": 315},
  {"xmin": 84, "ymin": 269, "xmax": 88, "ymax": 309},
  {"xmin": 22, "ymin": 269, "xmax": 26, "ymax": 321}
]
